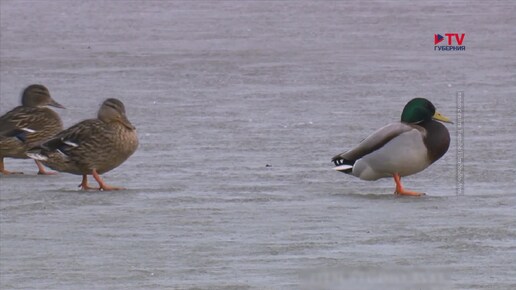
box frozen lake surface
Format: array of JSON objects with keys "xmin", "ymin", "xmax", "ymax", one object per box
[{"xmin": 1, "ymin": 1, "xmax": 515, "ymax": 289}]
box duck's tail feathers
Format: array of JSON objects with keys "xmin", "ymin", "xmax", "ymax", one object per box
[
  {"xmin": 333, "ymin": 164, "xmax": 353, "ymax": 173},
  {"xmin": 26, "ymin": 151, "xmax": 48, "ymax": 161},
  {"xmin": 27, "ymin": 137, "xmax": 76, "ymax": 161},
  {"xmin": 26, "ymin": 142, "xmax": 51, "ymax": 161},
  {"xmin": 331, "ymin": 155, "xmax": 355, "ymax": 174}
]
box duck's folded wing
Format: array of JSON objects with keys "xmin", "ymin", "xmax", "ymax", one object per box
[
  {"xmin": 332, "ymin": 122, "xmax": 415, "ymax": 162},
  {"xmin": 0, "ymin": 107, "xmax": 61, "ymax": 136},
  {"xmin": 0, "ymin": 107, "xmax": 29, "ymax": 134},
  {"xmin": 31, "ymin": 119, "xmax": 101, "ymax": 155}
]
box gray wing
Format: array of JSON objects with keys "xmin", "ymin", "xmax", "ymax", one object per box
[{"xmin": 332, "ymin": 122, "xmax": 415, "ymax": 163}]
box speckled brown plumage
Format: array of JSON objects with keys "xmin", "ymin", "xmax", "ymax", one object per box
[
  {"xmin": 28, "ymin": 98, "xmax": 138, "ymax": 190},
  {"xmin": 0, "ymin": 84, "xmax": 64, "ymax": 174}
]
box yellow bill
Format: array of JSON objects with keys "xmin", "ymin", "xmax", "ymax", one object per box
[{"xmin": 433, "ymin": 111, "xmax": 453, "ymax": 124}]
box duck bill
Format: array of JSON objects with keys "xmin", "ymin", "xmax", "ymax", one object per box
[
  {"xmin": 49, "ymin": 98, "xmax": 65, "ymax": 109},
  {"xmin": 433, "ymin": 111, "xmax": 453, "ymax": 124},
  {"xmin": 118, "ymin": 114, "xmax": 136, "ymax": 130}
]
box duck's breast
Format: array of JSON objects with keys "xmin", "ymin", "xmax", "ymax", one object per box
[{"xmin": 95, "ymin": 125, "xmax": 138, "ymax": 174}]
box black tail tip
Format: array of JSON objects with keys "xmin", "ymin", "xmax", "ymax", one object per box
[{"xmin": 332, "ymin": 157, "xmax": 354, "ymax": 167}]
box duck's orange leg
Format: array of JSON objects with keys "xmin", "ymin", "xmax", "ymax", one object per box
[
  {"xmin": 0, "ymin": 158, "xmax": 23, "ymax": 175},
  {"xmin": 92, "ymin": 169, "xmax": 125, "ymax": 191},
  {"xmin": 35, "ymin": 160, "xmax": 57, "ymax": 175},
  {"xmin": 393, "ymin": 173, "xmax": 425, "ymax": 196},
  {"xmin": 79, "ymin": 174, "xmax": 99, "ymax": 190}
]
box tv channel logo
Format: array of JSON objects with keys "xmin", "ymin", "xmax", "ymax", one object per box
[{"xmin": 434, "ymin": 33, "xmax": 466, "ymax": 51}]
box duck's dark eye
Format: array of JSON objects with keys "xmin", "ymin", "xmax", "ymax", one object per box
[
  {"xmin": 106, "ymin": 103, "xmax": 118, "ymax": 110},
  {"xmin": 105, "ymin": 102, "xmax": 122, "ymax": 113},
  {"xmin": 104, "ymin": 99, "xmax": 125, "ymax": 113}
]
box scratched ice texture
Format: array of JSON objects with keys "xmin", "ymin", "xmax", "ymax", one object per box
[{"xmin": 1, "ymin": 1, "xmax": 515, "ymax": 289}]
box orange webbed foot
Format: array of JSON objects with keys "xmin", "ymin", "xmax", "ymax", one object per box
[
  {"xmin": 1, "ymin": 169, "xmax": 24, "ymax": 175},
  {"xmin": 393, "ymin": 173, "xmax": 426, "ymax": 197},
  {"xmin": 35, "ymin": 161, "xmax": 57, "ymax": 175},
  {"xmin": 395, "ymin": 189, "xmax": 426, "ymax": 196},
  {"xmin": 79, "ymin": 184, "xmax": 100, "ymax": 190},
  {"xmin": 99, "ymin": 184, "xmax": 126, "ymax": 191},
  {"xmin": 92, "ymin": 169, "xmax": 126, "ymax": 191},
  {"xmin": 79, "ymin": 175, "xmax": 99, "ymax": 190},
  {"xmin": 37, "ymin": 170, "xmax": 57, "ymax": 175},
  {"xmin": 1, "ymin": 160, "xmax": 23, "ymax": 175}
]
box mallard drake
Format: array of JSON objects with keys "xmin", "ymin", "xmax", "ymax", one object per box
[
  {"xmin": 0, "ymin": 84, "xmax": 64, "ymax": 175},
  {"xmin": 28, "ymin": 98, "xmax": 138, "ymax": 191},
  {"xmin": 332, "ymin": 98, "xmax": 452, "ymax": 196}
]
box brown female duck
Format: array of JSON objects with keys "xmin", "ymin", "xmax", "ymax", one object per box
[
  {"xmin": 28, "ymin": 98, "xmax": 138, "ymax": 191},
  {"xmin": 0, "ymin": 84, "xmax": 64, "ymax": 174}
]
